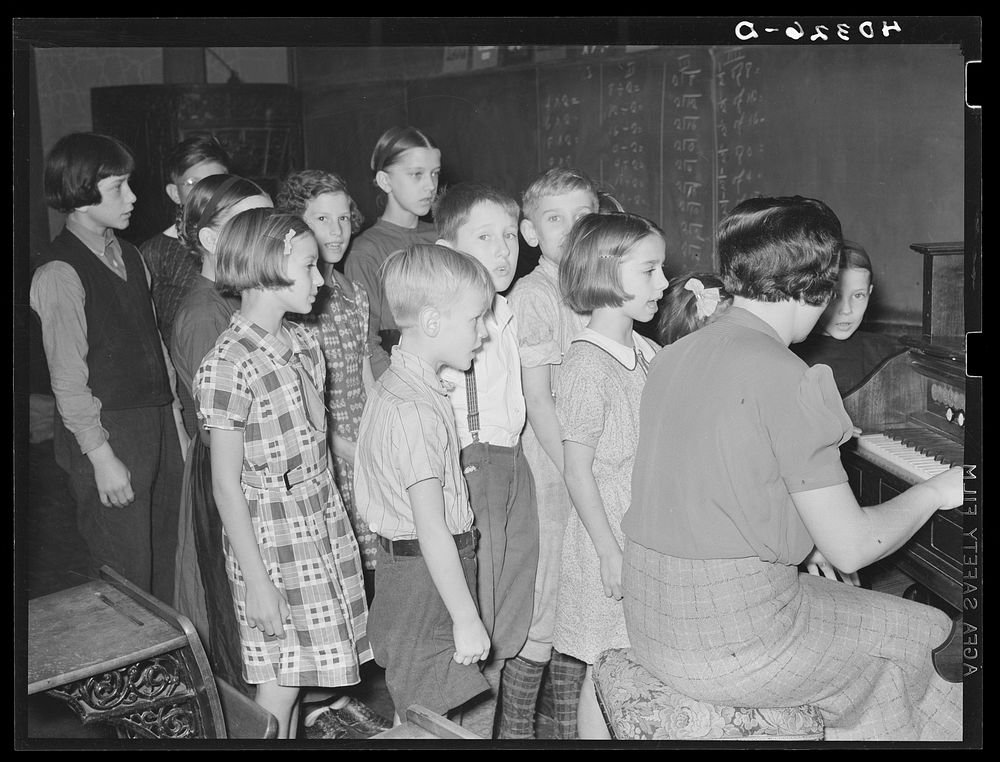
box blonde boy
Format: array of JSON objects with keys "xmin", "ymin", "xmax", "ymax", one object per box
[
  {"xmin": 434, "ymin": 183, "xmax": 540, "ymax": 739},
  {"xmin": 354, "ymin": 244, "xmax": 494, "ymax": 724},
  {"xmin": 504, "ymin": 167, "xmax": 600, "ymax": 738}
]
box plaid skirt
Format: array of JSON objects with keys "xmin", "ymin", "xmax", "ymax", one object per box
[
  {"xmin": 622, "ymin": 539, "xmax": 962, "ymax": 741},
  {"xmin": 226, "ymin": 469, "xmax": 373, "ymax": 687}
]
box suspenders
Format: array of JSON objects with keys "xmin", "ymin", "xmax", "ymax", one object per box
[
  {"xmin": 465, "ymin": 340, "xmax": 647, "ymax": 448},
  {"xmin": 464, "ymin": 362, "xmax": 481, "ymax": 443}
]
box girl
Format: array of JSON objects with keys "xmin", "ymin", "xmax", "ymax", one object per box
[
  {"xmin": 621, "ymin": 196, "xmax": 962, "ymax": 741},
  {"xmin": 277, "ymin": 170, "xmax": 393, "ymax": 740},
  {"xmin": 344, "ymin": 126, "xmax": 441, "ymax": 378},
  {"xmin": 553, "ymin": 211, "xmax": 668, "ymax": 739},
  {"xmin": 656, "ymin": 271, "xmax": 733, "ymax": 346},
  {"xmin": 792, "ymin": 240, "xmax": 904, "ymax": 395},
  {"xmin": 276, "ymin": 170, "xmax": 379, "ymax": 586},
  {"xmin": 194, "ymin": 208, "xmax": 372, "ymax": 738},
  {"xmin": 140, "ymin": 135, "xmax": 231, "ymax": 348},
  {"xmin": 171, "ymin": 174, "xmax": 273, "ymax": 696},
  {"xmin": 503, "ymin": 167, "xmax": 598, "ymax": 739}
]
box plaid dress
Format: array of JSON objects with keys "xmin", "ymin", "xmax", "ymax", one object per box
[
  {"xmin": 195, "ymin": 312, "xmax": 372, "ymax": 687},
  {"xmin": 316, "ymin": 274, "xmax": 378, "ymax": 571}
]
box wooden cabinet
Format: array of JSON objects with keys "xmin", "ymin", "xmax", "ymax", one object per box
[{"xmin": 91, "ymin": 84, "xmax": 302, "ymax": 245}]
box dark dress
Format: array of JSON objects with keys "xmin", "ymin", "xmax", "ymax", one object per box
[
  {"xmin": 791, "ymin": 330, "xmax": 904, "ymax": 395},
  {"xmin": 171, "ymin": 276, "xmax": 248, "ymax": 693},
  {"xmin": 140, "ymin": 232, "xmax": 202, "ymax": 354}
]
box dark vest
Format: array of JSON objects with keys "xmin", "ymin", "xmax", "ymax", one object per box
[{"xmin": 37, "ymin": 228, "xmax": 172, "ymax": 410}]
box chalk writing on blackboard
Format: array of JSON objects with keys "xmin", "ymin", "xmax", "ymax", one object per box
[
  {"xmin": 602, "ymin": 58, "xmax": 656, "ymax": 216},
  {"xmin": 714, "ymin": 47, "xmax": 765, "ymax": 220},
  {"xmin": 537, "ymin": 63, "xmax": 601, "ymax": 177},
  {"xmin": 539, "ymin": 80, "xmax": 585, "ymax": 170},
  {"xmin": 660, "ymin": 50, "xmax": 713, "ymax": 268}
]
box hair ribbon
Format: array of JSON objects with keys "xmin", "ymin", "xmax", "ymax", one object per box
[
  {"xmin": 684, "ymin": 278, "xmax": 722, "ymax": 319},
  {"xmin": 282, "ymin": 228, "xmax": 296, "ymax": 256}
]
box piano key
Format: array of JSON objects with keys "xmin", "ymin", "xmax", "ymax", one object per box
[{"xmin": 855, "ymin": 434, "xmax": 956, "ymax": 484}]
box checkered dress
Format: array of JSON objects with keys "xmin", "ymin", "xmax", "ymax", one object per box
[
  {"xmin": 195, "ymin": 312, "xmax": 372, "ymax": 688},
  {"xmin": 316, "ymin": 277, "xmax": 378, "ymax": 571}
]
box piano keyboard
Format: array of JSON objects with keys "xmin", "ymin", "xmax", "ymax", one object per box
[{"xmin": 855, "ymin": 429, "xmax": 959, "ymax": 484}]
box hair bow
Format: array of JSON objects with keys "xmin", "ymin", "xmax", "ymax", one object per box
[
  {"xmin": 282, "ymin": 228, "xmax": 296, "ymax": 256},
  {"xmin": 684, "ymin": 278, "xmax": 722, "ymax": 319}
]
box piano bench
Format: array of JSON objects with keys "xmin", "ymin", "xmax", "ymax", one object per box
[{"xmin": 592, "ymin": 648, "xmax": 825, "ymax": 741}]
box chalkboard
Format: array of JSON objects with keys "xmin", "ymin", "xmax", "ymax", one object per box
[
  {"xmin": 300, "ymin": 81, "xmax": 408, "ymax": 226},
  {"xmin": 660, "ymin": 49, "xmax": 714, "ymax": 269},
  {"xmin": 302, "ymin": 46, "xmax": 770, "ymax": 277},
  {"xmin": 406, "ymin": 67, "xmax": 539, "ymax": 201},
  {"xmin": 299, "ymin": 44, "xmax": 966, "ymax": 324}
]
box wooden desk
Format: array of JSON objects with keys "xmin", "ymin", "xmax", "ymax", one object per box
[
  {"xmin": 371, "ymin": 705, "xmax": 482, "ymax": 740},
  {"xmin": 28, "ymin": 566, "xmax": 225, "ymax": 739}
]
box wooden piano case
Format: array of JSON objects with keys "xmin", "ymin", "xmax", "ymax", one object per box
[{"xmin": 840, "ymin": 242, "xmax": 966, "ymax": 613}]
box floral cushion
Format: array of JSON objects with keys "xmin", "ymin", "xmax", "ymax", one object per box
[{"xmin": 593, "ymin": 648, "xmax": 825, "ymax": 741}]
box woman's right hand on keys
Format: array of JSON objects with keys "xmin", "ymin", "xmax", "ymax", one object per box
[
  {"xmin": 245, "ymin": 579, "xmax": 291, "ymax": 639},
  {"xmin": 925, "ymin": 466, "xmax": 965, "ymax": 511}
]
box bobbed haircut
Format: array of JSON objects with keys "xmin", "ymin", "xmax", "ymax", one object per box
[
  {"xmin": 276, "ymin": 169, "xmax": 364, "ymax": 234},
  {"xmin": 432, "ymin": 182, "xmax": 520, "ymax": 245},
  {"xmin": 370, "ymin": 126, "xmax": 438, "ymax": 214},
  {"xmin": 840, "ymin": 239, "xmax": 873, "ymax": 278},
  {"xmin": 382, "ymin": 243, "xmax": 495, "ymax": 329},
  {"xmin": 718, "ymin": 195, "xmax": 842, "ymax": 306},
  {"xmin": 559, "ymin": 212, "xmax": 666, "ymax": 314},
  {"xmin": 164, "ymin": 134, "xmax": 231, "ymax": 182},
  {"xmin": 521, "ymin": 166, "xmax": 599, "ymax": 219},
  {"xmin": 214, "ymin": 208, "xmax": 312, "ymax": 296},
  {"xmin": 44, "ymin": 132, "xmax": 136, "ymax": 213},
  {"xmin": 179, "ymin": 174, "xmax": 268, "ymax": 261},
  {"xmin": 657, "ymin": 271, "xmax": 733, "ymax": 346}
]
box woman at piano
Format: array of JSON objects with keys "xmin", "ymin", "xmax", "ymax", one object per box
[
  {"xmin": 791, "ymin": 240, "xmax": 905, "ymax": 396},
  {"xmin": 621, "ymin": 196, "xmax": 964, "ymax": 741}
]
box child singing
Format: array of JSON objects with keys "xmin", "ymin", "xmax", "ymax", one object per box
[
  {"xmin": 194, "ymin": 208, "xmax": 371, "ymax": 737},
  {"xmin": 554, "ymin": 211, "xmax": 668, "ymax": 738}
]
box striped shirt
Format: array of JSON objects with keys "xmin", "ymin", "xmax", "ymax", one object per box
[{"xmin": 354, "ymin": 347, "xmax": 474, "ymax": 540}]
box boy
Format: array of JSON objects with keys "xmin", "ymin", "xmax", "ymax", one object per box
[
  {"xmin": 354, "ymin": 244, "xmax": 495, "ymax": 727},
  {"xmin": 503, "ymin": 167, "xmax": 600, "ymax": 738},
  {"xmin": 139, "ymin": 135, "xmax": 232, "ymax": 346},
  {"xmin": 434, "ymin": 183, "xmax": 540, "ymax": 739},
  {"xmin": 140, "ymin": 134, "xmax": 231, "ymax": 349},
  {"xmin": 30, "ymin": 132, "xmax": 186, "ymax": 603}
]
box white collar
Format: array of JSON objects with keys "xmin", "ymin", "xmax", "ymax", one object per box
[
  {"xmin": 573, "ymin": 327, "xmax": 655, "ymax": 370},
  {"xmin": 490, "ymin": 293, "xmax": 514, "ymax": 330}
]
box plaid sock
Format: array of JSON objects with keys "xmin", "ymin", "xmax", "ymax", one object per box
[
  {"xmin": 497, "ymin": 656, "xmax": 547, "ymax": 739},
  {"xmin": 549, "ymin": 650, "xmax": 587, "ymax": 740}
]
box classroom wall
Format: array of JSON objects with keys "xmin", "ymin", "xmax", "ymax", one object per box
[
  {"xmin": 293, "ymin": 44, "xmax": 967, "ymax": 330},
  {"xmin": 755, "ymin": 45, "xmax": 965, "ymax": 329},
  {"xmin": 31, "ymin": 47, "xmax": 289, "ymax": 242}
]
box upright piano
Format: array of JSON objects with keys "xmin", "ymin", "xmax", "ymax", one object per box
[{"xmin": 840, "ymin": 242, "xmax": 967, "ymax": 612}]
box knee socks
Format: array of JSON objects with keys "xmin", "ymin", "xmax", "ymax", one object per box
[
  {"xmin": 549, "ymin": 649, "xmax": 587, "ymax": 740},
  {"xmin": 497, "ymin": 655, "xmax": 546, "ymax": 739}
]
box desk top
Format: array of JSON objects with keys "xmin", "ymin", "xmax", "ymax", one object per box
[
  {"xmin": 370, "ymin": 705, "xmax": 482, "ymax": 741},
  {"xmin": 28, "ymin": 580, "xmax": 187, "ymax": 694}
]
